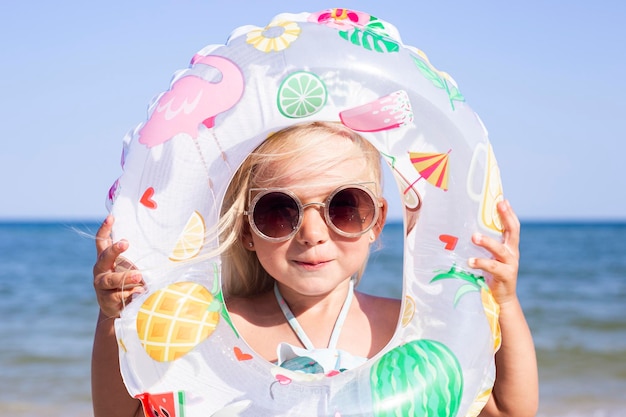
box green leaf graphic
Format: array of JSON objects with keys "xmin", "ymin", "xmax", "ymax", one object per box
[
  {"xmin": 412, "ymin": 56, "xmax": 465, "ymax": 110},
  {"xmin": 211, "ymin": 263, "xmax": 239, "ymax": 338},
  {"xmin": 413, "ymin": 58, "xmax": 446, "ymax": 89},
  {"xmin": 338, "ymin": 20, "xmax": 399, "ymax": 54}
]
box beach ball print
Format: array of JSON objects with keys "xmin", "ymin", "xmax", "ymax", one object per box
[{"xmin": 136, "ymin": 282, "xmax": 220, "ymax": 362}]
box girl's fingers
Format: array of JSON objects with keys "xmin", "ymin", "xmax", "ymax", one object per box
[
  {"xmin": 469, "ymin": 201, "xmax": 521, "ymax": 279},
  {"xmin": 94, "ymin": 215, "xmax": 128, "ymax": 272},
  {"xmin": 472, "ymin": 200, "xmax": 521, "ymax": 261},
  {"xmin": 469, "ymin": 256, "xmax": 507, "ymax": 277},
  {"xmin": 95, "ymin": 215, "xmax": 129, "ymax": 268},
  {"xmin": 469, "ymin": 200, "xmax": 521, "ymax": 305},
  {"xmin": 95, "ymin": 271, "xmax": 142, "ymax": 291},
  {"xmin": 93, "ymin": 215, "xmax": 144, "ymax": 317},
  {"xmin": 95, "ymin": 215, "xmax": 114, "ymax": 255},
  {"xmin": 95, "ymin": 271, "xmax": 144, "ymax": 318},
  {"xmin": 98, "ymin": 286, "xmax": 146, "ymax": 318},
  {"xmin": 93, "ymin": 242, "xmax": 128, "ymax": 276},
  {"xmin": 499, "ymin": 200, "xmax": 520, "ymax": 250},
  {"xmin": 472, "ymin": 232, "xmax": 516, "ymax": 264}
]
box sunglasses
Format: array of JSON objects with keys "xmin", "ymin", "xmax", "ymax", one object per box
[{"xmin": 245, "ymin": 183, "xmax": 382, "ymax": 242}]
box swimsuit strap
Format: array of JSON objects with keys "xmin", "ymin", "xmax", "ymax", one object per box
[{"xmin": 274, "ymin": 280, "xmax": 355, "ymax": 350}]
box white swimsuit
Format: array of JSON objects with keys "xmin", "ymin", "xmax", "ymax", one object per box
[{"xmin": 274, "ymin": 280, "xmax": 368, "ymax": 374}]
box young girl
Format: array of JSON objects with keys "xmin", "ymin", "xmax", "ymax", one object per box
[{"xmin": 92, "ymin": 122, "xmax": 538, "ymax": 417}]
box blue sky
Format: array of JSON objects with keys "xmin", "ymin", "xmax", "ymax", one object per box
[{"xmin": 1, "ymin": 1, "xmax": 624, "ymax": 221}]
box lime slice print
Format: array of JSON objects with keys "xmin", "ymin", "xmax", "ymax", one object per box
[{"xmin": 277, "ymin": 71, "xmax": 327, "ymax": 118}]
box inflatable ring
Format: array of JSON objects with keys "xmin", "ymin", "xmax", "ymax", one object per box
[{"xmin": 108, "ymin": 8, "xmax": 505, "ymax": 417}]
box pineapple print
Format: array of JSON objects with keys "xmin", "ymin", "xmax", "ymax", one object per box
[
  {"xmin": 431, "ymin": 266, "xmax": 501, "ymax": 351},
  {"xmin": 136, "ymin": 281, "xmax": 221, "ymax": 362}
]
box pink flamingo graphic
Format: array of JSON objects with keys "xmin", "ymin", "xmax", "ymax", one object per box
[{"xmin": 138, "ymin": 55, "xmax": 245, "ymax": 148}]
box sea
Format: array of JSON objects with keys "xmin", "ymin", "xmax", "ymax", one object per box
[{"xmin": 0, "ymin": 220, "xmax": 625, "ymax": 417}]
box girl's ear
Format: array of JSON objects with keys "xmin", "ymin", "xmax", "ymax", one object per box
[
  {"xmin": 241, "ymin": 222, "xmax": 256, "ymax": 251},
  {"xmin": 373, "ymin": 198, "xmax": 388, "ymax": 239}
]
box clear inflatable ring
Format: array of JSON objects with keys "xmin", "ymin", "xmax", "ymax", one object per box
[{"xmin": 108, "ymin": 8, "xmax": 504, "ymax": 417}]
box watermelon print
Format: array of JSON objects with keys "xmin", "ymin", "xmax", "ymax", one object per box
[
  {"xmin": 136, "ymin": 391, "xmax": 185, "ymax": 417},
  {"xmin": 370, "ymin": 339, "xmax": 463, "ymax": 417}
]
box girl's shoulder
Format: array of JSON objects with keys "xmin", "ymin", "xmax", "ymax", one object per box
[
  {"xmin": 348, "ymin": 292, "xmax": 401, "ymax": 356},
  {"xmin": 355, "ymin": 292, "xmax": 401, "ymax": 327}
]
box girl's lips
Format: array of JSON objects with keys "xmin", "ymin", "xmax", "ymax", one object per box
[{"xmin": 293, "ymin": 259, "xmax": 332, "ymax": 270}]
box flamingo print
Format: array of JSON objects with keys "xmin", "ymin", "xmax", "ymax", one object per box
[{"xmin": 138, "ymin": 55, "xmax": 245, "ymax": 148}]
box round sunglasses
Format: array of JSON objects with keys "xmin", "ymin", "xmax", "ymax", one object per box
[{"xmin": 245, "ymin": 183, "xmax": 382, "ymax": 242}]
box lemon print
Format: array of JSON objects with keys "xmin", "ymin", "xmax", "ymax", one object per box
[
  {"xmin": 483, "ymin": 144, "xmax": 504, "ymax": 232},
  {"xmin": 401, "ymin": 294, "xmax": 415, "ymax": 327},
  {"xmin": 136, "ymin": 281, "xmax": 220, "ymax": 362},
  {"xmin": 465, "ymin": 388, "xmax": 492, "ymax": 417},
  {"xmin": 169, "ymin": 210, "xmax": 205, "ymax": 261},
  {"xmin": 277, "ymin": 71, "xmax": 327, "ymax": 118},
  {"xmin": 481, "ymin": 289, "xmax": 501, "ymax": 351}
]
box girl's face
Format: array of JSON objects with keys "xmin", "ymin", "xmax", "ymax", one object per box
[{"xmin": 246, "ymin": 137, "xmax": 386, "ymax": 297}]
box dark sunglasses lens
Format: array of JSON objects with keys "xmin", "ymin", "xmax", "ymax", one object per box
[
  {"xmin": 328, "ymin": 188, "xmax": 376, "ymax": 234},
  {"xmin": 253, "ymin": 192, "xmax": 299, "ymax": 239}
]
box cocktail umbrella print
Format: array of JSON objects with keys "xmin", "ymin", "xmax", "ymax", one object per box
[{"xmin": 407, "ymin": 149, "xmax": 451, "ymax": 192}]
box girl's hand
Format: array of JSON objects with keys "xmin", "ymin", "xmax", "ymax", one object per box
[
  {"xmin": 469, "ymin": 200, "xmax": 539, "ymax": 417},
  {"xmin": 468, "ymin": 200, "xmax": 521, "ymax": 306},
  {"xmin": 93, "ymin": 215, "xmax": 145, "ymax": 318}
]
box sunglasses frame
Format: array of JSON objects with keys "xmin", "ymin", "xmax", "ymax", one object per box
[{"xmin": 244, "ymin": 182, "xmax": 383, "ymax": 242}]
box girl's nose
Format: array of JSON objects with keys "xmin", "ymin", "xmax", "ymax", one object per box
[{"xmin": 295, "ymin": 204, "xmax": 329, "ymax": 245}]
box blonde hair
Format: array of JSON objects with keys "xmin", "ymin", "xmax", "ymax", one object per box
[{"xmin": 219, "ymin": 121, "xmax": 383, "ymax": 298}]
